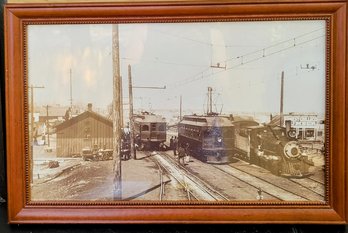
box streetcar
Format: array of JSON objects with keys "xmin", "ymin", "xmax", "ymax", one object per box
[
  {"xmin": 178, "ymin": 113, "xmax": 234, "ymax": 163},
  {"xmin": 133, "ymin": 111, "xmax": 167, "ymax": 151}
]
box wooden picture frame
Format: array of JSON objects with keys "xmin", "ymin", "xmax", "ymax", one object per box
[{"xmin": 4, "ymin": 0, "xmax": 347, "ymax": 224}]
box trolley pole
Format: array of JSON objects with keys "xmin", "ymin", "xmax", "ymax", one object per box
[
  {"xmin": 128, "ymin": 65, "xmax": 136, "ymax": 160},
  {"xmin": 207, "ymin": 87, "xmax": 213, "ymax": 115},
  {"xmin": 112, "ymin": 24, "xmax": 122, "ymax": 200}
]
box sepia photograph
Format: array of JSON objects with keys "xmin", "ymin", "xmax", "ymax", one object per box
[{"xmin": 27, "ymin": 20, "xmax": 326, "ymax": 203}]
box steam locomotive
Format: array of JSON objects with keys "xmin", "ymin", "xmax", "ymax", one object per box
[
  {"xmin": 133, "ymin": 112, "xmax": 166, "ymax": 151},
  {"xmin": 232, "ymin": 119, "xmax": 314, "ymax": 177},
  {"xmin": 178, "ymin": 114, "xmax": 314, "ymax": 177}
]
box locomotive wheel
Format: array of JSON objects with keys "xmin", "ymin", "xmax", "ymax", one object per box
[{"xmin": 283, "ymin": 141, "xmax": 301, "ymax": 159}]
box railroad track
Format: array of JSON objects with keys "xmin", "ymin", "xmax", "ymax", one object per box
[
  {"xmin": 212, "ymin": 164, "xmax": 308, "ymax": 201},
  {"xmin": 170, "ymin": 152, "xmax": 325, "ymax": 201},
  {"xmin": 150, "ymin": 151, "xmax": 229, "ymax": 201},
  {"xmin": 151, "ymin": 158, "xmax": 166, "ymax": 201},
  {"xmin": 214, "ymin": 161, "xmax": 325, "ymax": 201},
  {"xmin": 147, "ymin": 151, "xmax": 324, "ymax": 202},
  {"xmin": 289, "ymin": 176, "xmax": 325, "ymax": 197}
]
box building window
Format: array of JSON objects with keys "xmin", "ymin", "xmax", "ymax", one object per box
[
  {"xmin": 298, "ymin": 128, "xmax": 303, "ymax": 140},
  {"xmin": 317, "ymin": 131, "xmax": 323, "ymax": 137},
  {"xmin": 305, "ymin": 129, "xmax": 315, "ymax": 138}
]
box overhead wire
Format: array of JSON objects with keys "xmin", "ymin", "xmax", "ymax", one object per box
[{"xmin": 168, "ymin": 33, "xmax": 325, "ymax": 88}]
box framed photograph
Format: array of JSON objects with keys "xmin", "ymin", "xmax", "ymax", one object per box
[{"xmin": 4, "ymin": 0, "xmax": 347, "ymax": 224}]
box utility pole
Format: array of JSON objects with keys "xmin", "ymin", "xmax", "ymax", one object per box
[
  {"xmin": 112, "ymin": 24, "xmax": 122, "ymax": 200},
  {"xmin": 46, "ymin": 105, "xmax": 50, "ymax": 147},
  {"xmin": 120, "ymin": 76, "xmax": 124, "ymax": 128},
  {"xmin": 69, "ymin": 69, "xmax": 73, "ymax": 109},
  {"xmin": 29, "ymin": 85, "xmax": 44, "ymax": 183},
  {"xmin": 128, "ymin": 65, "xmax": 136, "ymax": 160},
  {"xmin": 280, "ymin": 71, "xmax": 284, "ymax": 127},
  {"xmin": 179, "ymin": 95, "xmax": 182, "ymax": 121}
]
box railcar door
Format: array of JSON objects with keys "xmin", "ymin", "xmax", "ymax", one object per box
[{"xmin": 141, "ymin": 124, "xmax": 150, "ymax": 141}]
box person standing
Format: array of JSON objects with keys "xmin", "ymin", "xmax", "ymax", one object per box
[
  {"xmin": 173, "ymin": 136, "xmax": 178, "ymax": 156},
  {"xmin": 169, "ymin": 136, "xmax": 174, "ymax": 150}
]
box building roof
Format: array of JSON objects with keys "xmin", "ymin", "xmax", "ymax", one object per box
[
  {"xmin": 269, "ymin": 115, "xmax": 281, "ymax": 126},
  {"xmin": 133, "ymin": 112, "xmax": 166, "ymax": 123},
  {"xmin": 56, "ymin": 110, "xmax": 112, "ymax": 131}
]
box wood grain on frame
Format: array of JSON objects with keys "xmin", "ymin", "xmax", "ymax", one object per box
[{"xmin": 4, "ymin": 0, "xmax": 347, "ymax": 224}]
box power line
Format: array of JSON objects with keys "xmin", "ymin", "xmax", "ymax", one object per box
[
  {"xmin": 120, "ymin": 57, "xmax": 207, "ymax": 68},
  {"xmin": 168, "ymin": 34, "xmax": 325, "ymax": 88},
  {"xmin": 222, "ymin": 27, "xmax": 324, "ymax": 64},
  {"xmin": 152, "ymin": 27, "xmax": 324, "ymax": 50}
]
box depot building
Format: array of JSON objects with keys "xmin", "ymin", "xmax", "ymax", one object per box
[{"xmin": 282, "ymin": 113, "xmax": 325, "ymax": 142}]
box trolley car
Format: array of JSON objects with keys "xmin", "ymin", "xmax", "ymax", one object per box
[{"xmin": 133, "ymin": 112, "xmax": 166, "ymax": 151}]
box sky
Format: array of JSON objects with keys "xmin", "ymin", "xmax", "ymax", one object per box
[{"xmin": 27, "ymin": 20, "xmax": 326, "ymax": 115}]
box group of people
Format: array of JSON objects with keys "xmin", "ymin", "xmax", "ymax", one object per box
[
  {"xmin": 169, "ymin": 136, "xmax": 179, "ymax": 155},
  {"xmin": 170, "ymin": 136, "xmax": 190, "ymax": 165}
]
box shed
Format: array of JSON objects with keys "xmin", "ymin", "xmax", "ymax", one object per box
[{"xmin": 56, "ymin": 108, "xmax": 113, "ymax": 157}]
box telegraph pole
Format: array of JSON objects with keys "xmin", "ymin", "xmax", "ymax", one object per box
[
  {"xmin": 120, "ymin": 76, "xmax": 124, "ymax": 128},
  {"xmin": 280, "ymin": 71, "xmax": 284, "ymax": 127},
  {"xmin": 128, "ymin": 65, "xmax": 136, "ymax": 160},
  {"xmin": 112, "ymin": 24, "xmax": 122, "ymax": 200},
  {"xmin": 29, "ymin": 85, "xmax": 44, "ymax": 183},
  {"xmin": 46, "ymin": 105, "xmax": 50, "ymax": 147},
  {"xmin": 179, "ymin": 95, "xmax": 182, "ymax": 121},
  {"xmin": 69, "ymin": 69, "xmax": 73, "ymax": 109}
]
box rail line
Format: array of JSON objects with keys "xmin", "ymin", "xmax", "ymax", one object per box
[
  {"xmin": 226, "ymin": 156, "xmax": 325, "ymax": 199},
  {"xmin": 151, "ymin": 157, "xmax": 165, "ymax": 201},
  {"xmin": 151, "ymin": 151, "xmax": 229, "ymax": 201},
  {"xmin": 289, "ymin": 177, "xmax": 325, "ymax": 197},
  {"xmin": 212, "ymin": 164, "xmax": 309, "ymax": 201},
  {"xmin": 214, "ymin": 160, "xmax": 324, "ymax": 201},
  {"xmin": 148, "ymin": 152, "xmax": 196, "ymax": 201}
]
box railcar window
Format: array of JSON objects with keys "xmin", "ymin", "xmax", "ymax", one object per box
[
  {"xmin": 238, "ymin": 129, "xmax": 249, "ymax": 137},
  {"xmin": 158, "ymin": 124, "xmax": 166, "ymax": 131},
  {"xmin": 141, "ymin": 125, "xmax": 149, "ymax": 131},
  {"xmin": 151, "ymin": 123, "xmax": 156, "ymax": 131}
]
